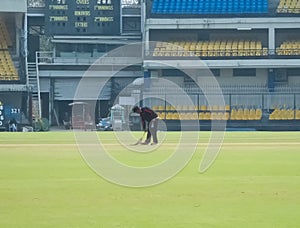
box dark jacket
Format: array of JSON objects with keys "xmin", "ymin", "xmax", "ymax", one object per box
[{"xmin": 140, "ymin": 107, "xmax": 158, "ymax": 130}]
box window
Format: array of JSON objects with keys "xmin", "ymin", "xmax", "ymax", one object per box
[
  {"xmin": 233, "ymin": 69, "xmax": 256, "ymax": 77},
  {"xmin": 211, "ymin": 69, "xmax": 220, "ymax": 77},
  {"xmin": 287, "ymin": 68, "xmax": 300, "ymax": 77}
]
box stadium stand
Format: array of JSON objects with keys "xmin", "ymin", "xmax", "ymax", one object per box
[
  {"xmin": 10, "ymin": 0, "xmax": 299, "ymax": 131},
  {"xmin": 0, "ymin": 51, "xmax": 18, "ymax": 80},
  {"xmin": 296, "ymin": 109, "xmax": 300, "ymax": 119},
  {"xmin": 153, "ymin": 105, "xmax": 262, "ymax": 121},
  {"xmin": 151, "ymin": 0, "xmax": 269, "ymax": 14},
  {"xmin": 0, "ymin": 17, "xmax": 18, "ymax": 81},
  {"xmin": 152, "ymin": 39, "xmax": 267, "ymax": 57},
  {"xmin": 277, "ymin": 0, "xmax": 300, "ymax": 13},
  {"xmin": 0, "ymin": 18, "xmax": 12, "ymax": 47},
  {"xmin": 276, "ymin": 40, "xmax": 300, "ymax": 55},
  {"xmin": 269, "ymin": 108, "xmax": 295, "ymax": 120},
  {"xmin": 230, "ymin": 107, "xmax": 262, "ymax": 120}
]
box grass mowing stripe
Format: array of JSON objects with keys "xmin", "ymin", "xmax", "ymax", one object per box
[{"xmin": 0, "ymin": 132, "xmax": 299, "ymax": 227}]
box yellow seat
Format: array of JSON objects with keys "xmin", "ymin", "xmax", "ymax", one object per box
[
  {"xmin": 158, "ymin": 112, "xmax": 165, "ymax": 119},
  {"xmin": 230, "ymin": 109, "xmax": 237, "ymax": 120},
  {"xmin": 157, "ymin": 105, "xmax": 164, "ymax": 111},
  {"xmin": 200, "ymin": 105, "xmax": 207, "ymax": 111},
  {"xmin": 204, "ymin": 112, "xmax": 211, "ymax": 120},
  {"xmin": 249, "ymin": 109, "xmax": 256, "ymax": 120},
  {"xmin": 243, "ymin": 108, "xmax": 250, "ymax": 120},
  {"xmin": 255, "ymin": 109, "xmax": 262, "ymax": 120},
  {"xmin": 199, "ymin": 112, "xmax": 205, "ymax": 120},
  {"xmin": 152, "ymin": 105, "xmax": 158, "ymax": 111},
  {"xmin": 165, "ymin": 112, "xmax": 171, "ymax": 120},
  {"xmin": 225, "ymin": 112, "xmax": 230, "ymax": 120},
  {"xmin": 296, "ymin": 110, "xmax": 300, "ymax": 120}
]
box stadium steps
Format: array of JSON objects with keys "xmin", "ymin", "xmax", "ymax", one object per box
[{"xmin": 27, "ymin": 62, "xmax": 42, "ymax": 122}]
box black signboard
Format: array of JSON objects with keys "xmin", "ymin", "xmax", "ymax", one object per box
[{"xmin": 45, "ymin": 0, "xmax": 120, "ymax": 35}]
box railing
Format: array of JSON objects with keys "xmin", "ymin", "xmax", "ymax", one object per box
[
  {"xmin": 35, "ymin": 52, "xmax": 42, "ymax": 118},
  {"xmin": 148, "ymin": 49, "xmax": 300, "ymax": 58},
  {"xmin": 149, "ymin": 49, "xmax": 269, "ymax": 58},
  {"xmin": 35, "ymin": 48, "xmax": 300, "ymax": 66},
  {"xmin": 143, "ymin": 91, "xmax": 300, "ymax": 112},
  {"xmin": 36, "ymin": 51, "xmax": 142, "ymax": 65},
  {"xmin": 36, "ymin": 51, "xmax": 54, "ymax": 64}
]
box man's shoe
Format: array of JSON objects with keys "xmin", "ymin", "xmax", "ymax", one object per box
[
  {"xmin": 141, "ymin": 141, "xmax": 149, "ymax": 145},
  {"xmin": 150, "ymin": 142, "xmax": 158, "ymax": 145}
]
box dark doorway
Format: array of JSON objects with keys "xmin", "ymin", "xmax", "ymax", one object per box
[{"xmin": 28, "ymin": 35, "xmax": 39, "ymax": 62}]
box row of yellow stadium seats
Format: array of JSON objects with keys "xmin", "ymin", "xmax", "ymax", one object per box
[
  {"xmin": 0, "ymin": 68, "xmax": 17, "ymax": 73},
  {"xmin": 0, "ymin": 26, "xmax": 12, "ymax": 46},
  {"xmin": 156, "ymin": 110, "xmax": 262, "ymax": 121},
  {"xmin": 279, "ymin": 40, "xmax": 300, "ymax": 45},
  {"xmin": 153, "ymin": 105, "xmax": 231, "ymax": 111},
  {"xmin": 0, "ymin": 68, "xmax": 17, "ymax": 75},
  {"xmin": 155, "ymin": 41, "xmax": 262, "ymax": 51},
  {"xmin": 0, "ymin": 72, "xmax": 18, "ymax": 76},
  {"xmin": 0, "ymin": 59, "xmax": 16, "ymax": 65},
  {"xmin": 277, "ymin": 3, "xmax": 300, "ymax": 8},
  {"xmin": 276, "ymin": 41, "xmax": 300, "ymax": 55},
  {"xmin": 278, "ymin": 0, "xmax": 300, "ymax": 3},
  {"xmin": 0, "ymin": 75, "xmax": 19, "ymax": 80},
  {"xmin": 0, "ymin": 61, "xmax": 15, "ymax": 66},
  {"xmin": 0, "ymin": 59, "xmax": 14, "ymax": 63},
  {"xmin": 0, "ymin": 60, "xmax": 18, "ymax": 75},
  {"xmin": 155, "ymin": 44, "xmax": 263, "ymax": 52},
  {"xmin": 0, "ymin": 62, "xmax": 16, "ymax": 67},
  {"xmin": 276, "ymin": 49, "xmax": 300, "ymax": 55},
  {"xmin": 277, "ymin": 8, "xmax": 300, "ymax": 13},
  {"xmin": 277, "ymin": 0, "xmax": 300, "ymax": 12},
  {"xmin": 153, "ymin": 49, "xmax": 268, "ymax": 57},
  {"xmin": 0, "ymin": 50, "xmax": 18, "ymax": 76},
  {"xmin": 158, "ymin": 112, "xmax": 230, "ymax": 120},
  {"xmin": 155, "ymin": 40, "xmax": 264, "ymax": 55},
  {"xmin": 0, "ymin": 58, "xmax": 15, "ymax": 63},
  {"xmin": 269, "ymin": 110, "xmax": 300, "ymax": 120},
  {"xmin": 156, "ymin": 43, "xmax": 263, "ymax": 51},
  {"xmin": 231, "ymin": 109, "xmax": 262, "ymax": 115},
  {"xmin": 156, "ymin": 40, "xmax": 262, "ymax": 48},
  {"xmin": 0, "ymin": 72, "xmax": 18, "ymax": 77},
  {"xmin": 0, "ymin": 41, "xmax": 11, "ymax": 48},
  {"xmin": 0, "ymin": 62, "xmax": 15, "ymax": 68},
  {"xmin": 154, "ymin": 46, "xmax": 263, "ymax": 53},
  {"xmin": 230, "ymin": 109, "xmax": 262, "ymax": 120},
  {"xmin": 0, "ymin": 55, "xmax": 15, "ymax": 62},
  {"xmin": 155, "ymin": 40, "xmax": 300, "ymax": 57},
  {"xmin": 297, "ymin": 110, "xmax": 300, "ymax": 119},
  {"xmin": 277, "ymin": 0, "xmax": 300, "ymax": 6}
]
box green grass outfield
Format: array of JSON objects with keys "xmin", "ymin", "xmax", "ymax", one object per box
[{"xmin": 0, "ymin": 131, "xmax": 300, "ymax": 227}]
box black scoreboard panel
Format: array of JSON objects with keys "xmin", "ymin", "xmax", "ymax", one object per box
[{"xmin": 45, "ymin": 0, "xmax": 120, "ymax": 35}]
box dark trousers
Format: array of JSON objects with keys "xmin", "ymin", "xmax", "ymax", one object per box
[{"xmin": 145, "ymin": 118, "xmax": 158, "ymax": 143}]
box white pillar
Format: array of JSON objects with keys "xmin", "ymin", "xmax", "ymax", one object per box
[{"xmin": 268, "ymin": 27, "xmax": 275, "ymax": 55}]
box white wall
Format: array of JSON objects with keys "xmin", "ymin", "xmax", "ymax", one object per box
[
  {"xmin": 215, "ymin": 68, "xmax": 267, "ymax": 86},
  {"xmin": 1, "ymin": 0, "xmax": 26, "ymax": 12}
]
